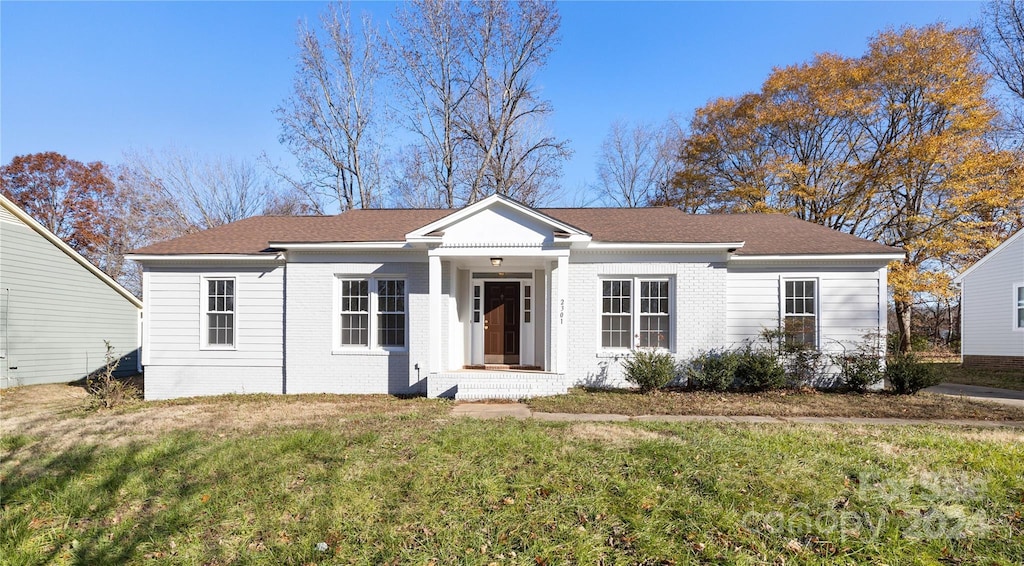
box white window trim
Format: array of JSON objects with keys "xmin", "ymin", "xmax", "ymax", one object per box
[
  {"xmin": 597, "ymin": 276, "xmax": 674, "ymax": 353},
  {"xmin": 780, "ymin": 277, "xmax": 820, "ymax": 349},
  {"xmin": 200, "ymin": 276, "xmax": 237, "ymax": 351},
  {"xmin": 1013, "ymin": 282, "xmax": 1024, "ymax": 332},
  {"xmin": 332, "ymin": 275, "xmax": 409, "ymax": 354}
]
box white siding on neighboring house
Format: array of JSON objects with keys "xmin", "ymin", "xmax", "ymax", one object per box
[
  {"xmin": 1, "ymin": 208, "xmax": 141, "ymax": 388},
  {"xmin": 727, "ymin": 264, "xmax": 887, "ymax": 357},
  {"xmin": 142, "ymin": 264, "xmax": 284, "ymax": 399},
  {"xmin": 564, "ymin": 253, "xmax": 729, "ymax": 388},
  {"xmin": 959, "ymin": 232, "xmax": 1024, "ymax": 361},
  {"xmin": 284, "ymin": 253, "xmax": 428, "ymax": 395}
]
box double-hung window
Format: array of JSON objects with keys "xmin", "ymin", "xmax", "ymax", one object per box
[
  {"xmin": 601, "ymin": 278, "xmax": 671, "ymax": 350},
  {"xmin": 1015, "ymin": 284, "xmax": 1024, "ymax": 330},
  {"xmin": 339, "ymin": 280, "xmax": 370, "ymax": 346},
  {"xmin": 783, "ymin": 279, "xmax": 817, "ymax": 347},
  {"xmin": 376, "ymin": 280, "xmax": 406, "ymax": 347},
  {"xmin": 337, "ymin": 277, "xmax": 406, "ymax": 349},
  {"xmin": 205, "ymin": 278, "xmax": 235, "ymax": 347}
]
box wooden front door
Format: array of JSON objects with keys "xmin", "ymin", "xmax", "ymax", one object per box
[{"xmin": 484, "ymin": 282, "xmax": 520, "ymax": 364}]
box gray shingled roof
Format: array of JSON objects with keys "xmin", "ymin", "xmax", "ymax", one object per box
[{"xmin": 130, "ymin": 207, "xmax": 900, "ymax": 256}]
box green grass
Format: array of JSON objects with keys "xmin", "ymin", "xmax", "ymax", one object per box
[
  {"xmin": 930, "ymin": 362, "xmax": 1024, "ymax": 391},
  {"xmin": 526, "ymin": 387, "xmax": 1024, "ymax": 420},
  {"xmin": 3, "ymin": 405, "xmax": 1023, "ymax": 564}
]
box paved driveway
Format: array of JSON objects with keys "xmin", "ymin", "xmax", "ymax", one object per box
[{"xmin": 925, "ymin": 383, "xmax": 1024, "ymax": 408}]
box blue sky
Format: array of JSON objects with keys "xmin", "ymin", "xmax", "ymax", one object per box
[{"xmin": 1, "ymin": 1, "xmax": 983, "ymax": 206}]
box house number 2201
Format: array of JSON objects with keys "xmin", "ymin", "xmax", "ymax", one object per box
[{"xmin": 559, "ymin": 299, "xmax": 565, "ymax": 324}]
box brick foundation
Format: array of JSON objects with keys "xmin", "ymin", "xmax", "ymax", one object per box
[{"xmin": 962, "ymin": 355, "xmax": 1024, "ymax": 372}]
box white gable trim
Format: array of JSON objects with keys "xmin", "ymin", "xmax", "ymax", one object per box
[
  {"xmin": 954, "ymin": 229, "xmax": 1024, "ymax": 284},
  {"xmin": 405, "ymin": 194, "xmax": 591, "ymax": 244},
  {"xmin": 1, "ymin": 194, "xmax": 143, "ymax": 309}
]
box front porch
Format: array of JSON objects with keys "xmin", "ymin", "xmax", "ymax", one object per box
[
  {"xmin": 412, "ymin": 195, "xmax": 587, "ymax": 398},
  {"xmin": 427, "ymin": 369, "xmax": 569, "ymax": 400}
]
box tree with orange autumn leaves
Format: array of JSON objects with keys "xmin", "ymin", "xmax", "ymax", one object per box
[
  {"xmin": 659, "ymin": 24, "xmax": 1024, "ymax": 352},
  {"xmin": 1, "ymin": 152, "xmax": 116, "ymax": 256},
  {"xmin": 0, "ymin": 152, "xmax": 152, "ymax": 294}
]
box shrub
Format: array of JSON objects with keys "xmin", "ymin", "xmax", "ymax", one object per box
[
  {"xmin": 686, "ymin": 350, "xmax": 740, "ymax": 391},
  {"xmin": 621, "ymin": 349, "xmax": 676, "ymax": 393},
  {"xmin": 734, "ymin": 349, "xmax": 786, "ymax": 391},
  {"xmin": 757, "ymin": 327, "xmax": 828, "ymax": 388},
  {"xmin": 911, "ymin": 334, "xmax": 932, "ymax": 352},
  {"xmin": 887, "ymin": 332, "xmax": 901, "ymax": 354},
  {"xmin": 833, "ymin": 353, "xmax": 883, "ymax": 393},
  {"xmin": 86, "ymin": 341, "xmax": 140, "ymax": 409},
  {"xmin": 886, "ymin": 353, "xmax": 940, "ymax": 395}
]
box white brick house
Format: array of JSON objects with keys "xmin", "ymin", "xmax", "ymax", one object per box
[{"xmin": 128, "ymin": 195, "xmax": 902, "ymax": 400}]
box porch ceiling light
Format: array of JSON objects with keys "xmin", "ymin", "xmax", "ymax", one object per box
[{"xmin": 490, "ymin": 257, "xmax": 503, "ymax": 267}]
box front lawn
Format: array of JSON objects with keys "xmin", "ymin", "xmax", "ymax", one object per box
[
  {"xmin": 526, "ymin": 388, "xmax": 1024, "ymax": 420},
  {"xmin": 2, "ymin": 386, "xmax": 1024, "ymax": 564}
]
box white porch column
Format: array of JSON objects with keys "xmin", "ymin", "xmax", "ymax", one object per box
[
  {"xmin": 555, "ymin": 254, "xmax": 569, "ymax": 373},
  {"xmin": 429, "ymin": 254, "xmax": 442, "ymax": 374}
]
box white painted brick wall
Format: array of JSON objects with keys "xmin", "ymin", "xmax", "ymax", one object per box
[
  {"xmin": 285, "ymin": 260, "xmax": 428, "ymax": 395},
  {"xmin": 564, "ymin": 257, "xmax": 728, "ymax": 389},
  {"xmin": 145, "ymin": 365, "xmax": 281, "ymax": 400}
]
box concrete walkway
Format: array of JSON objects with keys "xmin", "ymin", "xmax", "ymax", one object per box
[
  {"xmin": 450, "ymin": 402, "xmax": 1024, "ymax": 428},
  {"xmin": 924, "ymin": 382, "xmax": 1024, "ymax": 408}
]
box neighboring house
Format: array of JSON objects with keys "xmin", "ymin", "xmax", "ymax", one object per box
[
  {"xmin": 128, "ymin": 195, "xmax": 902, "ymax": 400},
  {"xmin": 954, "ymin": 229, "xmax": 1024, "ymax": 371},
  {"xmin": 0, "ymin": 194, "xmax": 142, "ymax": 388}
]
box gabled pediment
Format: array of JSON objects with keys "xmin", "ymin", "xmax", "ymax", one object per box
[{"xmin": 406, "ymin": 194, "xmax": 590, "ymax": 246}]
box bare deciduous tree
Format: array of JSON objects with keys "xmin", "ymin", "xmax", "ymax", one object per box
[
  {"xmin": 982, "ymin": 0, "xmax": 1024, "ymax": 100},
  {"xmin": 277, "ymin": 2, "xmax": 386, "ymax": 212},
  {"xmin": 277, "ymin": 0, "xmax": 568, "ymax": 209},
  {"xmin": 387, "ymin": 0, "xmax": 474, "ymax": 208},
  {"xmin": 594, "ymin": 119, "xmax": 682, "ymax": 207},
  {"xmin": 123, "ymin": 148, "xmax": 299, "ymax": 235},
  {"xmin": 459, "ymin": 0, "xmax": 570, "ymax": 205},
  {"xmin": 981, "ymin": 0, "xmax": 1024, "ymax": 139}
]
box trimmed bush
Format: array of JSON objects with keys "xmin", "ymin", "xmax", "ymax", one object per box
[
  {"xmin": 686, "ymin": 350, "xmax": 741, "ymax": 391},
  {"xmin": 622, "ymin": 349, "xmax": 676, "ymax": 393},
  {"xmin": 735, "ymin": 349, "xmax": 786, "ymax": 391},
  {"xmin": 886, "ymin": 353, "xmax": 940, "ymax": 395},
  {"xmin": 833, "ymin": 353, "xmax": 883, "ymax": 393}
]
